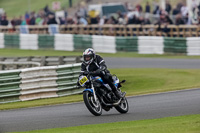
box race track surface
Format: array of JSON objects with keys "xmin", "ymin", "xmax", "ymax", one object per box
[
  {"xmin": 1, "ymin": 57, "xmax": 200, "ymax": 132},
  {"xmin": 0, "ymin": 89, "xmax": 200, "ymax": 133},
  {"xmin": 104, "ymin": 57, "xmax": 200, "ymax": 69}
]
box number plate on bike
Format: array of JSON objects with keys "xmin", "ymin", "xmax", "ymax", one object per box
[{"xmin": 79, "ymin": 76, "xmax": 88, "ymax": 86}]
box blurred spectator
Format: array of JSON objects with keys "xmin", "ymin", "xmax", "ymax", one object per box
[
  {"xmin": 59, "ymin": 17, "xmax": 65, "ymax": 25},
  {"xmin": 125, "ymin": 2, "xmax": 133, "ymax": 11},
  {"xmin": 21, "ymin": 17, "xmax": 27, "ymax": 25},
  {"xmin": 181, "ymin": 3, "xmax": 189, "ymax": 17},
  {"xmin": 153, "ymin": 5, "xmax": 160, "ymax": 15},
  {"xmin": 16, "ymin": 16, "xmax": 22, "ymax": 25},
  {"xmin": 144, "ymin": 18, "xmax": 151, "ymax": 24},
  {"xmin": 47, "ymin": 14, "xmax": 57, "ymax": 25},
  {"xmin": 165, "ymin": 0, "xmax": 172, "ymax": 14},
  {"xmin": 192, "ymin": 6, "xmax": 199, "ymax": 24},
  {"xmin": 0, "ymin": 15, "xmax": 8, "ymax": 26},
  {"xmin": 165, "ymin": 15, "xmax": 173, "ymax": 24},
  {"xmin": 66, "ymin": 16, "xmax": 75, "ymax": 24},
  {"xmin": 145, "ymin": 2, "xmax": 151, "ymax": 13},
  {"xmin": 11, "ymin": 17, "xmax": 17, "ymax": 26},
  {"xmin": 192, "ymin": 0, "xmax": 197, "ymax": 13},
  {"xmin": 98, "ymin": 16, "xmax": 105, "ymax": 26},
  {"xmin": 77, "ymin": 15, "xmax": 88, "ymax": 25},
  {"xmin": 198, "ymin": 2, "xmax": 200, "ymax": 14},
  {"xmin": 77, "ymin": 2, "xmax": 87, "ymax": 18},
  {"xmin": 198, "ymin": 16, "xmax": 200, "ymax": 24},
  {"xmin": 1, "ymin": 1, "xmax": 200, "ymax": 27},
  {"xmin": 173, "ymin": 5, "xmax": 180, "ymax": 15},
  {"xmin": 184, "ymin": 13, "xmax": 192, "ymax": 25},
  {"xmin": 44, "ymin": 5, "xmax": 51, "ymax": 15},
  {"xmin": 136, "ymin": 4, "xmax": 143, "ymax": 13},
  {"xmin": 106, "ymin": 16, "xmax": 118, "ymax": 24},
  {"xmin": 175, "ymin": 13, "xmax": 185, "ymax": 25},
  {"xmin": 25, "ymin": 11, "xmax": 30, "ymax": 20},
  {"xmin": 29, "ymin": 14, "xmax": 36, "ymax": 25},
  {"xmin": 145, "ymin": 2, "xmax": 150, "ymax": 19}
]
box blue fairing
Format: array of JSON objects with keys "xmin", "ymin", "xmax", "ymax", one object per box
[
  {"xmin": 115, "ymin": 83, "xmax": 118, "ymax": 88},
  {"xmin": 83, "ymin": 88, "xmax": 93, "ymax": 93},
  {"xmin": 92, "ymin": 76, "xmax": 104, "ymax": 83},
  {"xmin": 93, "ymin": 76, "xmax": 118, "ymax": 88}
]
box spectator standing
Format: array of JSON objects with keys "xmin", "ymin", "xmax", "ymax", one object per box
[
  {"xmin": 29, "ymin": 15, "xmax": 36, "ymax": 25},
  {"xmin": 165, "ymin": 0, "xmax": 172, "ymax": 14},
  {"xmin": 192, "ymin": 6, "xmax": 199, "ymax": 24},
  {"xmin": 152, "ymin": 0, "xmax": 158, "ymax": 12},
  {"xmin": 145, "ymin": 2, "xmax": 151, "ymax": 19},
  {"xmin": 198, "ymin": 2, "xmax": 200, "ymax": 14},
  {"xmin": 173, "ymin": 5, "xmax": 180, "ymax": 15},
  {"xmin": 192, "ymin": 0, "xmax": 197, "ymax": 12},
  {"xmin": 145, "ymin": 2, "xmax": 151, "ymax": 13},
  {"xmin": 181, "ymin": 3, "xmax": 188, "ymax": 17},
  {"xmin": 25, "ymin": 11, "xmax": 30, "ymax": 20}
]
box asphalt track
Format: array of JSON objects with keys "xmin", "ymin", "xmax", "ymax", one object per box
[
  {"xmin": 0, "ymin": 89, "xmax": 200, "ymax": 133},
  {"xmin": 1, "ymin": 57, "xmax": 200, "ymax": 132},
  {"xmin": 104, "ymin": 57, "xmax": 200, "ymax": 69}
]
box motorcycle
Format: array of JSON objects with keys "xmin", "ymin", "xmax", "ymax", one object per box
[{"xmin": 79, "ymin": 73, "xmax": 129, "ymax": 116}]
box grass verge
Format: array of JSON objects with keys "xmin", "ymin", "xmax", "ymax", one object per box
[
  {"xmin": 1, "ymin": 68, "xmax": 200, "ymax": 110},
  {"xmin": 1, "ymin": 49, "xmax": 200, "ymax": 58},
  {"xmin": 0, "ymin": 0, "xmax": 81, "ymax": 18},
  {"xmin": 12, "ymin": 114, "xmax": 200, "ymax": 133}
]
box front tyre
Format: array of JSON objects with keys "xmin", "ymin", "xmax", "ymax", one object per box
[
  {"xmin": 83, "ymin": 91, "xmax": 102, "ymax": 116},
  {"xmin": 115, "ymin": 97, "xmax": 129, "ymax": 114}
]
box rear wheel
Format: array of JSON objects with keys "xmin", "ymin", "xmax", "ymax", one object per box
[
  {"xmin": 83, "ymin": 91, "xmax": 102, "ymax": 116},
  {"xmin": 115, "ymin": 97, "xmax": 129, "ymax": 114}
]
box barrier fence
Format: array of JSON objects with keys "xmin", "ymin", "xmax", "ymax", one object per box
[
  {"xmin": 0, "ymin": 63, "xmax": 81, "ymax": 104},
  {"xmin": 0, "ymin": 24, "xmax": 200, "ymax": 37},
  {"xmin": 0, "ymin": 56, "xmax": 82, "ymax": 70},
  {"xmin": 0, "ymin": 33, "xmax": 200, "ymax": 55}
]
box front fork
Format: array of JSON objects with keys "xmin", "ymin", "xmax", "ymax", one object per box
[{"xmin": 91, "ymin": 83, "xmax": 98, "ymax": 102}]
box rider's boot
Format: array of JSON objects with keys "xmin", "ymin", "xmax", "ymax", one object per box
[
  {"xmin": 109, "ymin": 82, "xmax": 125, "ymax": 99},
  {"xmin": 114, "ymin": 90, "xmax": 125, "ymax": 99}
]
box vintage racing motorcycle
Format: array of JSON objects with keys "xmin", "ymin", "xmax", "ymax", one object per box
[{"xmin": 79, "ymin": 73, "xmax": 129, "ymax": 116}]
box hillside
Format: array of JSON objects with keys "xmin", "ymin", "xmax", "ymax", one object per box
[
  {"xmin": 0, "ymin": 0, "xmax": 183, "ymax": 19},
  {"xmin": 0, "ymin": 0, "xmax": 81, "ymax": 18}
]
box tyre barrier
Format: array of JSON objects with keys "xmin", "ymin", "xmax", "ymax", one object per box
[
  {"xmin": 0, "ymin": 63, "xmax": 82, "ymax": 104},
  {"xmin": 1, "ymin": 33, "xmax": 200, "ymax": 55}
]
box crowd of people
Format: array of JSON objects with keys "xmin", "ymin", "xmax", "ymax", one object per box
[{"xmin": 1, "ymin": 0, "xmax": 200, "ymax": 27}]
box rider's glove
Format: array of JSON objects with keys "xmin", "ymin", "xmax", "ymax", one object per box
[
  {"xmin": 76, "ymin": 81, "xmax": 81, "ymax": 88},
  {"xmin": 83, "ymin": 71, "xmax": 89, "ymax": 75},
  {"xmin": 95, "ymin": 69, "xmax": 101, "ymax": 75}
]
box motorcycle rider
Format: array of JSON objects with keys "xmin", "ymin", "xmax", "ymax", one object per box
[{"xmin": 79, "ymin": 48, "xmax": 125, "ymax": 99}]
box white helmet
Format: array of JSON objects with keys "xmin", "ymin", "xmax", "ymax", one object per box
[{"xmin": 83, "ymin": 48, "xmax": 95, "ymax": 65}]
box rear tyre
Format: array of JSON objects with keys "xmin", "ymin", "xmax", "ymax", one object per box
[
  {"xmin": 83, "ymin": 91, "xmax": 102, "ymax": 116},
  {"xmin": 115, "ymin": 97, "xmax": 129, "ymax": 114}
]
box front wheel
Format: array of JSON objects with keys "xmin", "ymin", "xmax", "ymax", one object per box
[
  {"xmin": 115, "ymin": 97, "xmax": 129, "ymax": 114},
  {"xmin": 83, "ymin": 91, "xmax": 102, "ymax": 116}
]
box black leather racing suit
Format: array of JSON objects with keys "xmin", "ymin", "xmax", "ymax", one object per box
[{"xmin": 80, "ymin": 55, "xmax": 118, "ymax": 92}]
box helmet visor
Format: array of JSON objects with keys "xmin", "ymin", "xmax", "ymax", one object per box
[{"xmin": 84, "ymin": 55, "xmax": 92, "ymax": 61}]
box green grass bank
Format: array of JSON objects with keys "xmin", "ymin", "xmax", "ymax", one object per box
[
  {"xmin": 1, "ymin": 68, "xmax": 200, "ymax": 110},
  {"xmin": 12, "ymin": 114, "xmax": 200, "ymax": 133}
]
